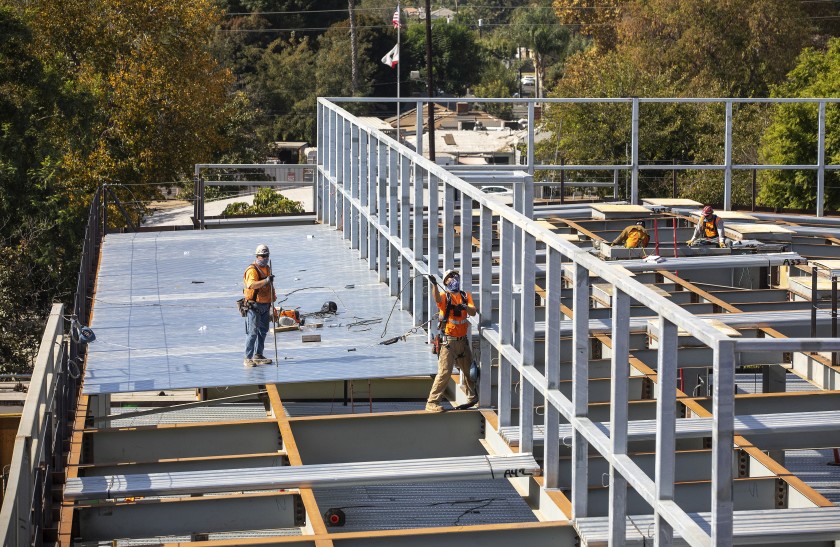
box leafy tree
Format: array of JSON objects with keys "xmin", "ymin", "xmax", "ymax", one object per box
[
  {"xmin": 509, "ymin": 5, "xmax": 574, "ymax": 98},
  {"xmin": 474, "ymin": 61, "xmax": 518, "ymax": 119},
  {"xmin": 255, "ymin": 36, "xmax": 318, "ymax": 142},
  {"xmin": 759, "ymin": 39, "xmax": 840, "ymax": 210},
  {"xmin": 0, "ymin": 5, "xmax": 94, "ymax": 372},
  {"xmin": 222, "ymin": 188, "xmax": 304, "ymax": 216},
  {"xmin": 617, "ymin": 0, "xmax": 812, "ymax": 98},
  {"xmin": 24, "ymin": 0, "xmax": 236, "ymax": 213},
  {"xmin": 403, "ymin": 22, "xmax": 484, "ymax": 96},
  {"xmin": 541, "ymin": 49, "xmax": 706, "ymax": 198},
  {"xmin": 553, "ymin": 0, "xmax": 624, "ymax": 51}
]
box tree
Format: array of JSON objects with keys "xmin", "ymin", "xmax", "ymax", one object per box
[
  {"xmin": 23, "ymin": 0, "xmax": 236, "ymax": 213},
  {"xmin": 617, "ymin": 0, "xmax": 812, "ymax": 98},
  {"xmin": 222, "ymin": 188, "xmax": 304, "ymax": 216},
  {"xmin": 257, "ymin": 36, "xmax": 318, "ymax": 142},
  {"xmin": 0, "ymin": 5, "xmax": 95, "ymax": 372},
  {"xmin": 553, "ymin": 0, "xmax": 624, "ymax": 52},
  {"xmin": 509, "ymin": 5, "xmax": 573, "ymax": 98},
  {"xmin": 759, "ymin": 39, "xmax": 840, "ymax": 210},
  {"xmin": 403, "ymin": 22, "xmax": 484, "ymax": 96},
  {"xmin": 541, "ymin": 49, "xmax": 707, "ymax": 199}
]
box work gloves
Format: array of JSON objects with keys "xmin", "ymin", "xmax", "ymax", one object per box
[
  {"xmin": 267, "ymin": 274, "xmax": 275, "ymax": 283},
  {"xmin": 719, "ymin": 241, "xmax": 727, "ymax": 248},
  {"xmin": 427, "ymin": 274, "xmax": 437, "ymax": 286},
  {"xmin": 686, "ymin": 239, "xmax": 694, "ymax": 246}
]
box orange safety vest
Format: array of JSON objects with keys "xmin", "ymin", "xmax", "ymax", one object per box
[
  {"xmin": 243, "ymin": 263, "xmax": 274, "ymax": 303},
  {"xmin": 438, "ymin": 291, "xmax": 473, "ymax": 337},
  {"xmin": 702, "ymin": 215, "xmax": 719, "ymax": 239}
]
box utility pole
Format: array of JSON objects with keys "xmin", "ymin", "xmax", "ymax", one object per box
[
  {"xmin": 349, "ymin": 0, "xmax": 358, "ymax": 94},
  {"xmin": 424, "ymin": 0, "xmax": 435, "ymax": 162}
]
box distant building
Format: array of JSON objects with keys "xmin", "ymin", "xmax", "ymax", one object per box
[
  {"xmin": 406, "ymin": 128, "xmax": 526, "ymax": 166},
  {"xmin": 430, "ymin": 7, "xmax": 455, "ymax": 21}
]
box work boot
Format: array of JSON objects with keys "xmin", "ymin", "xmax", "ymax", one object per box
[
  {"xmin": 243, "ymin": 358, "xmax": 256, "ymax": 367},
  {"xmin": 253, "ymin": 354, "xmax": 272, "ymax": 365},
  {"xmin": 462, "ymin": 398, "xmax": 479, "ymax": 409},
  {"xmin": 425, "ymin": 402, "xmax": 445, "ymax": 413}
]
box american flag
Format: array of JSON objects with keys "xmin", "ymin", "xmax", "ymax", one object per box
[{"xmin": 392, "ymin": 7, "xmax": 400, "ymax": 29}]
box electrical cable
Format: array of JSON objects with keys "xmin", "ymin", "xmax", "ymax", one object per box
[{"xmin": 380, "ymin": 273, "xmax": 434, "ymax": 339}]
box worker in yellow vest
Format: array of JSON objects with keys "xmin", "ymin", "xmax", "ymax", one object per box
[{"xmin": 611, "ymin": 221, "xmax": 650, "ymax": 248}]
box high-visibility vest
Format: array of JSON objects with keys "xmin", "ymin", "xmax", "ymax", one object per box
[
  {"xmin": 438, "ymin": 290, "xmax": 473, "ymax": 337},
  {"xmin": 702, "ymin": 215, "xmax": 719, "ymax": 239},
  {"xmin": 243, "ymin": 263, "xmax": 273, "ymax": 303}
]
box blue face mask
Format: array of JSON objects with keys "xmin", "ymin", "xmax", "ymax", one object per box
[
  {"xmin": 446, "ymin": 278, "xmax": 460, "ymax": 292},
  {"xmin": 256, "ymin": 257, "xmax": 269, "ymax": 267}
]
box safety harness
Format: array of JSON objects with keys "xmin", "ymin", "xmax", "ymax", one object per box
[{"xmin": 432, "ymin": 291, "xmax": 467, "ymax": 354}]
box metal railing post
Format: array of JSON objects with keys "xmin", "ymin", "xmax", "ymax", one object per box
[
  {"xmin": 498, "ymin": 218, "xmax": 514, "ymax": 427},
  {"xmin": 544, "ymin": 248, "xmax": 562, "ymax": 489},
  {"xmin": 817, "ymin": 101, "xmax": 826, "ymax": 217},
  {"xmin": 724, "ymin": 100, "xmax": 733, "ymax": 211},
  {"xmin": 478, "ymin": 205, "xmax": 493, "ymax": 405},
  {"xmin": 712, "ymin": 339, "xmax": 736, "ymax": 546},
  {"xmin": 572, "ymin": 262, "xmax": 590, "ymax": 518},
  {"xmin": 655, "ymin": 317, "xmax": 678, "ymax": 546},
  {"xmin": 608, "ymin": 288, "xmax": 630, "ymax": 545},
  {"xmin": 518, "ymin": 232, "xmax": 536, "ymax": 454},
  {"xmin": 631, "ymin": 98, "xmax": 639, "ymax": 205}
]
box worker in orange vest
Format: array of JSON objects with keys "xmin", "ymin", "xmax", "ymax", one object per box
[
  {"xmin": 687, "ymin": 205, "xmax": 727, "ymax": 248},
  {"xmin": 611, "ymin": 221, "xmax": 650, "ymax": 248},
  {"xmin": 425, "ymin": 269, "xmax": 478, "ymax": 412},
  {"xmin": 243, "ymin": 244, "xmax": 275, "ymax": 367}
]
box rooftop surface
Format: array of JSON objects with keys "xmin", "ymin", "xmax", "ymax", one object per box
[{"xmin": 83, "ymin": 224, "xmax": 436, "ymax": 394}]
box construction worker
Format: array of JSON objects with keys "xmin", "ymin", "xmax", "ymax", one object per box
[
  {"xmin": 425, "ymin": 269, "xmax": 478, "ymax": 412},
  {"xmin": 611, "ymin": 221, "xmax": 650, "ymax": 248},
  {"xmin": 687, "ymin": 205, "xmax": 727, "ymax": 248},
  {"xmin": 243, "ymin": 244, "xmax": 275, "ymax": 367}
]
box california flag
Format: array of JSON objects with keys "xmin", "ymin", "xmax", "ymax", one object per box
[{"xmin": 381, "ymin": 44, "xmax": 399, "ymax": 68}]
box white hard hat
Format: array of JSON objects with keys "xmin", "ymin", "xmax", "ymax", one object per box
[
  {"xmin": 443, "ymin": 269, "xmax": 460, "ymax": 282},
  {"xmin": 255, "ymin": 244, "xmax": 270, "ymax": 256}
]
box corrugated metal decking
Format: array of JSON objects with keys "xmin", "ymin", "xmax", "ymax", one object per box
[
  {"xmin": 82, "ymin": 225, "xmax": 437, "ymax": 394},
  {"xmin": 64, "ymin": 454, "xmax": 541, "ymax": 500}
]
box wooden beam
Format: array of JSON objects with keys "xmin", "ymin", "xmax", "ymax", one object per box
[{"xmin": 266, "ymin": 384, "xmax": 332, "ymax": 547}]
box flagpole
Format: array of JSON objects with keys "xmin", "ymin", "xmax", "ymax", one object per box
[{"xmin": 396, "ymin": 3, "xmax": 401, "ymax": 142}]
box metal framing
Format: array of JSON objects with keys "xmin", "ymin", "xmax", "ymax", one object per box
[
  {"xmin": 325, "ymin": 96, "xmax": 840, "ymax": 214},
  {"xmin": 316, "ymin": 98, "xmax": 840, "ymax": 547}
]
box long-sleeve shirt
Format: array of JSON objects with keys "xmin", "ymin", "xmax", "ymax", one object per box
[
  {"xmin": 611, "ymin": 225, "xmax": 650, "ymax": 248},
  {"xmin": 691, "ymin": 215, "xmax": 725, "ymax": 243}
]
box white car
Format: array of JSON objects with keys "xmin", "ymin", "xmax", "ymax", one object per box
[
  {"xmin": 481, "ymin": 185, "xmax": 513, "ymax": 196},
  {"xmin": 521, "ymin": 75, "xmax": 536, "ymax": 86},
  {"xmin": 481, "ymin": 185, "xmax": 514, "ymax": 205}
]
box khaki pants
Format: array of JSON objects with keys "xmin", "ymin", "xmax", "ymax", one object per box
[{"xmin": 427, "ymin": 337, "xmax": 476, "ymax": 404}]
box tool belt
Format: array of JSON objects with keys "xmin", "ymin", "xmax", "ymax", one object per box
[
  {"xmin": 444, "ymin": 335, "xmax": 467, "ymax": 341},
  {"xmin": 236, "ymin": 298, "xmax": 255, "ymax": 317}
]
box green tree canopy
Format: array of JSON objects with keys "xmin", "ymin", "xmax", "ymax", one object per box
[
  {"xmin": 403, "ymin": 22, "xmax": 484, "ymax": 96},
  {"xmin": 759, "ymin": 39, "xmax": 840, "ymax": 210},
  {"xmin": 509, "ymin": 5, "xmax": 574, "ymax": 97}
]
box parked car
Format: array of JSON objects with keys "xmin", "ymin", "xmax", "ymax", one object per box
[
  {"xmin": 481, "ymin": 185, "xmax": 514, "ymax": 205},
  {"xmin": 520, "ymin": 75, "xmax": 536, "ymax": 86}
]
